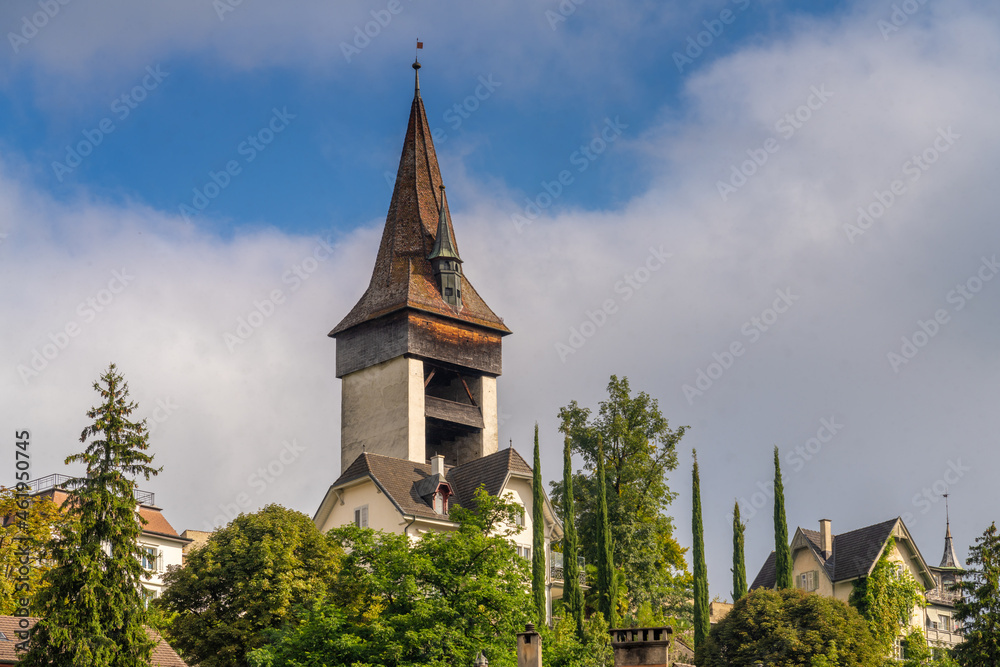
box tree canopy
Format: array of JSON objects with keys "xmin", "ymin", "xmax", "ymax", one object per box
[
  {"xmin": 247, "ymin": 488, "xmax": 532, "ymax": 667},
  {"xmin": 157, "ymin": 504, "xmax": 340, "ymax": 667},
  {"xmin": 701, "ymin": 588, "xmax": 884, "ymax": 667},
  {"xmin": 21, "ymin": 363, "xmax": 159, "ymax": 667},
  {"xmin": 551, "ymin": 375, "xmax": 690, "ymax": 623},
  {"xmin": 0, "ymin": 487, "xmax": 65, "ymax": 615}
]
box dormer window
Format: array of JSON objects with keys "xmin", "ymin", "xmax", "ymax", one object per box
[{"xmin": 434, "ymin": 493, "xmax": 444, "ymax": 514}]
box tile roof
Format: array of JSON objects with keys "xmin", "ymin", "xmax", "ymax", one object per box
[
  {"xmin": 330, "ymin": 65, "xmax": 509, "ymax": 337},
  {"xmin": 750, "ymin": 518, "xmax": 900, "ymax": 590},
  {"xmin": 331, "ymin": 448, "xmax": 533, "ymax": 520},
  {"xmin": 21, "ymin": 488, "xmax": 188, "ymax": 543},
  {"xmin": 0, "ymin": 617, "xmax": 188, "ymax": 666}
]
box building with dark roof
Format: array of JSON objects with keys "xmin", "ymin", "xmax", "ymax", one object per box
[
  {"xmin": 314, "ymin": 58, "xmax": 567, "ymax": 620},
  {"xmin": 749, "ymin": 516, "xmax": 964, "ymax": 655}
]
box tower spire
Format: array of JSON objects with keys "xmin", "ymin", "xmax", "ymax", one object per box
[
  {"xmin": 939, "ymin": 493, "xmax": 960, "ymax": 569},
  {"xmin": 413, "ymin": 39, "xmax": 423, "ymax": 94},
  {"xmin": 428, "ymin": 185, "xmax": 463, "ymax": 309}
]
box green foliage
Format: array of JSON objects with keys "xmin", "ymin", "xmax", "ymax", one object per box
[
  {"xmin": 952, "ymin": 521, "xmax": 1000, "ymax": 667},
  {"xmin": 595, "ymin": 435, "xmax": 617, "ymax": 626},
  {"xmin": 732, "ymin": 500, "xmax": 747, "ymax": 602},
  {"xmin": 701, "ymin": 587, "xmax": 883, "ymax": 667},
  {"xmin": 692, "ymin": 451, "xmax": 709, "ymax": 662},
  {"xmin": 21, "ymin": 363, "xmax": 159, "ymax": 667},
  {"xmin": 248, "ymin": 488, "xmax": 532, "ymax": 667},
  {"xmin": 848, "ymin": 537, "xmax": 925, "ymax": 655},
  {"xmin": 542, "ymin": 611, "xmax": 614, "ymax": 667},
  {"xmin": 157, "ymin": 504, "xmax": 340, "ymax": 667},
  {"xmin": 773, "ymin": 446, "xmax": 793, "ymax": 590},
  {"xmin": 552, "ymin": 375, "xmax": 691, "ymax": 622},
  {"xmin": 900, "ymin": 629, "xmax": 959, "ymax": 666},
  {"xmin": 561, "ymin": 436, "xmax": 585, "ymax": 637},
  {"xmin": 0, "ymin": 488, "xmax": 66, "ymax": 615},
  {"xmin": 532, "ymin": 424, "xmax": 547, "ymax": 626}
]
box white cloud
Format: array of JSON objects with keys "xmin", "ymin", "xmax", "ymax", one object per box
[{"xmin": 1, "ymin": 0, "xmax": 998, "ymax": 599}]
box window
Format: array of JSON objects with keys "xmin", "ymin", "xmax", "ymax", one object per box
[
  {"xmin": 354, "ymin": 505, "xmax": 369, "ymax": 528},
  {"xmin": 514, "ymin": 509, "xmax": 524, "ymax": 528},
  {"xmin": 141, "ymin": 587, "xmax": 158, "ymax": 609},
  {"xmin": 797, "ymin": 570, "xmax": 818, "ymax": 592},
  {"xmin": 444, "ymin": 287, "xmax": 453, "ymax": 296},
  {"xmin": 517, "ymin": 545, "xmax": 531, "ymax": 560},
  {"xmin": 140, "ymin": 545, "xmax": 159, "ymax": 573},
  {"xmin": 941, "ymin": 616, "xmax": 952, "ymax": 632},
  {"xmin": 433, "ymin": 493, "xmax": 444, "ymax": 514}
]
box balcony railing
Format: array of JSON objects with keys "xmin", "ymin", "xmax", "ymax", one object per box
[
  {"xmin": 550, "ymin": 551, "xmax": 586, "ymax": 584},
  {"xmin": 27, "ymin": 473, "xmax": 155, "ymax": 506}
]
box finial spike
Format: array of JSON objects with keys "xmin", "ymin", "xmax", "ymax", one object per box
[{"xmin": 413, "ymin": 40, "xmax": 423, "ymax": 94}]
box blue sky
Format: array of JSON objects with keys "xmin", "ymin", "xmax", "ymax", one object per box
[{"xmin": 2, "ymin": 0, "xmax": 999, "ymax": 604}]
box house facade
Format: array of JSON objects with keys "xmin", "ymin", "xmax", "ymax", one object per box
[
  {"xmin": 23, "ymin": 473, "xmax": 190, "ymax": 601},
  {"xmin": 312, "ymin": 59, "xmax": 567, "ymax": 619},
  {"xmin": 750, "ymin": 516, "xmax": 963, "ymax": 656}
]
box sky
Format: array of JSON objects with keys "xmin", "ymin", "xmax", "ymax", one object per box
[{"xmin": 1, "ymin": 0, "xmax": 998, "ymax": 603}]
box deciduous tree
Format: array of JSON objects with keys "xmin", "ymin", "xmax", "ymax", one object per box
[
  {"xmin": 0, "ymin": 487, "xmax": 65, "ymax": 615},
  {"xmin": 552, "ymin": 376, "xmax": 690, "ymax": 622},
  {"xmin": 248, "ymin": 488, "xmax": 532, "ymax": 667},
  {"xmin": 157, "ymin": 504, "xmax": 339, "ymax": 667},
  {"xmin": 702, "ymin": 588, "xmax": 883, "ymax": 667}
]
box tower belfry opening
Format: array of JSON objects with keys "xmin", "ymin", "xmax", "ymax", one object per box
[{"xmin": 329, "ymin": 60, "xmax": 510, "ymax": 472}]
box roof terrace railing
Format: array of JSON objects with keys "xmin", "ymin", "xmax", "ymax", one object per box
[{"xmin": 27, "ymin": 473, "xmax": 155, "ymax": 506}]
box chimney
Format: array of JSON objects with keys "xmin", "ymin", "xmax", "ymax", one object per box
[
  {"xmin": 517, "ymin": 623, "xmax": 542, "ymax": 667},
  {"xmin": 431, "ymin": 454, "xmax": 445, "ymax": 476},
  {"xmin": 820, "ymin": 519, "xmax": 832, "ymax": 556}
]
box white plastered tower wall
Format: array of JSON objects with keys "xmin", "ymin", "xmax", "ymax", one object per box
[{"xmin": 340, "ymin": 355, "xmax": 425, "ymax": 470}]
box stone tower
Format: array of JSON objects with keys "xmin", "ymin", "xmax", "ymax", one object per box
[{"xmin": 330, "ymin": 61, "xmax": 511, "ymax": 472}]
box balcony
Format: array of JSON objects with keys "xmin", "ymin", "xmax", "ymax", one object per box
[
  {"xmin": 28, "ymin": 473, "xmax": 156, "ymax": 506},
  {"xmin": 550, "ymin": 551, "xmax": 586, "ymax": 584}
]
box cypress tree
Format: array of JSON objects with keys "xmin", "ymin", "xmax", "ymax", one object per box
[
  {"xmin": 773, "ymin": 446, "xmax": 793, "ymax": 590},
  {"xmin": 732, "ymin": 500, "xmax": 747, "ymax": 601},
  {"xmin": 692, "ymin": 450, "xmax": 709, "ymax": 661},
  {"xmin": 561, "ymin": 435, "xmax": 585, "ymax": 637},
  {"xmin": 531, "ymin": 423, "xmax": 547, "ymax": 626},
  {"xmin": 595, "ymin": 435, "xmax": 617, "ymax": 626},
  {"xmin": 22, "ymin": 364, "xmax": 160, "ymax": 667}
]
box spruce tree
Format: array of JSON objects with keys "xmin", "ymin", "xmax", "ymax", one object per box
[
  {"xmin": 732, "ymin": 500, "xmax": 747, "ymax": 601},
  {"xmin": 953, "ymin": 521, "xmax": 1000, "ymax": 667},
  {"xmin": 561, "ymin": 435, "xmax": 585, "ymax": 637},
  {"xmin": 773, "ymin": 446, "xmax": 793, "ymax": 590},
  {"xmin": 22, "ymin": 364, "xmax": 160, "ymax": 667},
  {"xmin": 531, "ymin": 423, "xmax": 547, "ymax": 626},
  {"xmin": 595, "ymin": 435, "xmax": 617, "ymax": 626},
  {"xmin": 692, "ymin": 450, "xmax": 709, "ymax": 661}
]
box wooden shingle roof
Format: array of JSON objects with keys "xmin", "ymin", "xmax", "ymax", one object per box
[{"xmin": 330, "ymin": 64, "xmax": 509, "ymax": 338}]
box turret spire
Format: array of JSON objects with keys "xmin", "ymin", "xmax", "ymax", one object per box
[
  {"xmin": 940, "ymin": 493, "xmax": 960, "ymax": 569},
  {"xmin": 429, "ymin": 185, "xmax": 463, "ymax": 309}
]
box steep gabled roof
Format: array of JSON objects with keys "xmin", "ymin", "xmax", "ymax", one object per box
[
  {"xmin": 323, "ymin": 448, "xmax": 533, "ymax": 522},
  {"xmin": 330, "ymin": 64, "xmax": 508, "ymax": 337},
  {"xmin": 750, "ymin": 518, "xmax": 921, "ymax": 590}
]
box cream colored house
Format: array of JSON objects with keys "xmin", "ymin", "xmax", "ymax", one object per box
[
  {"xmin": 751, "ymin": 516, "xmax": 963, "ymax": 656},
  {"xmin": 24, "ymin": 473, "xmax": 191, "ymax": 602},
  {"xmin": 312, "ymin": 60, "xmax": 569, "ymax": 621}
]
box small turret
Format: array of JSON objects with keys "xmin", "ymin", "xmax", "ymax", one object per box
[{"xmin": 428, "ymin": 185, "xmax": 463, "ymax": 309}]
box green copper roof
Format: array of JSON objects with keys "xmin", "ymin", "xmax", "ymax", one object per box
[{"xmin": 428, "ymin": 185, "xmax": 462, "ymax": 262}]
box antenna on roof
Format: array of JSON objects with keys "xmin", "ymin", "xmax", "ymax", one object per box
[
  {"xmin": 944, "ymin": 491, "xmax": 950, "ymax": 526},
  {"xmin": 509, "ymin": 438, "xmax": 512, "ymax": 449}
]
